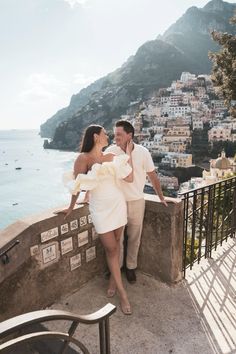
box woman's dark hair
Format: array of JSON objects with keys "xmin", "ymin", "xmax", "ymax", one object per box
[
  {"xmin": 80, "ymin": 125, "xmax": 103, "ymax": 153},
  {"xmin": 115, "ymin": 120, "xmax": 134, "ymax": 137}
]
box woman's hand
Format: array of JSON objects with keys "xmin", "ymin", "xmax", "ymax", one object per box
[{"xmin": 54, "ymin": 207, "xmax": 73, "ymax": 219}]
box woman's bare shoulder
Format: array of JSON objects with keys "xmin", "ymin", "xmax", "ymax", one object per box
[
  {"xmin": 75, "ymin": 152, "xmax": 88, "ymax": 163},
  {"xmin": 74, "ymin": 153, "xmax": 89, "ymax": 173}
]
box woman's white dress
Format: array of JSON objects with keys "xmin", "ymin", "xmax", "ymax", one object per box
[{"xmin": 64, "ymin": 155, "xmax": 131, "ymax": 234}]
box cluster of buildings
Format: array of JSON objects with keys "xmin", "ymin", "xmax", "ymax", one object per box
[
  {"xmin": 208, "ymin": 119, "xmax": 236, "ymax": 143},
  {"xmin": 179, "ymin": 151, "xmax": 236, "ymax": 193},
  {"xmin": 120, "ymin": 72, "xmax": 236, "ymax": 193}
]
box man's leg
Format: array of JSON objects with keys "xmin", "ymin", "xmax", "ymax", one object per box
[{"xmin": 125, "ymin": 199, "xmax": 145, "ymax": 281}]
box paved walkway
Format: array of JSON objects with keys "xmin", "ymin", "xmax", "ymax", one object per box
[
  {"xmin": 48, "ymin": 238, "xmax": 236, "ymax": 354},
  {"xmin": 185, "ymin": 238, "xmax": 236, "ymax": 354}
]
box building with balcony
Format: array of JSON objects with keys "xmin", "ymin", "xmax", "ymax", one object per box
[
  {"xmin": 190, "ymin": 97, "xmax": 201, "ymax": 110},
  {"xmin": 168, "ymin": 105, "xmax": 190, "ymax": 117},
  {"xmin": 180, "ymin": 72, "xmax": 196, "ymax": 82},
  {"xmin": 192, "ymin": 118, "xmax": 203, "ymax": 130},
  {"xmin": 168, "ymin": 141, "xmax": 187, "ymax": 153},
  {"xmin": 151, "ymin": 144, "xmax": 169, "ymax": 154},
  {"xmin": 162, "ymin": 126, "xmax": 191, "ymax": 152},
  {"xmin": 208, "ymin": 127, "xmax": 232, "ymax": 142},
  {"xmin": 166, "ymin": 117, "xmax": 190, "ymax": 127},
  {"xmin": 211, "ymin": 100, "xmax": 226, "ymax": 109},
  {"xmin": 149, "ymin": 125, "xmax": 165, "ymax": 134},
  {"xmin": 161, "ymin": 152, "xmax": 192, "ymax": 168},
  {"xmin": 170, "ymin": 94, "xmax": 183, "ymax": 106},
  {"xmin": 159, "ymin": 175, "xmax": 179, "ymax": 189}
]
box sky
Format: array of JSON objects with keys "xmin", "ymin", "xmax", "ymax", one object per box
[{"xmin": 0, "ymin": 0, "xmax": 235, "ymax": 130}]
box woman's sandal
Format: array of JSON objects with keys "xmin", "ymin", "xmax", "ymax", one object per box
[
  {"xmin": 107, "ymin": 288, "xmax": 116, "ymax": 298},
  {"xmin": 120, "ymin": 300, "xmax": 132, "ymax": 315}
]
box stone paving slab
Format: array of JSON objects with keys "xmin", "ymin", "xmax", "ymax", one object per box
[
  {"xmin": 45, "ymin": 238, "xmax": 235, "ymax": 354},
  {"xmin": 185, "ymin": 238, "xmax": 236, "ymax": 354},
  {"xmin": 48, "ymin": 275, "xmax": 212, "ymax": 354}
]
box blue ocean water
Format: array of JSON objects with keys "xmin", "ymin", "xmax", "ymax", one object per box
[{"xmin": 0, "ymin": 130, "xmax": 77, "ymax": 230}]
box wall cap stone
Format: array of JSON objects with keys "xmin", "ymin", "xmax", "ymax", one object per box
[{"xmin": 0, "ymin": 204, "xmax": 85, "ymax": 250}]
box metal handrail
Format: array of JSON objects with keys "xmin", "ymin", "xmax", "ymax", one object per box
[
  {"xmin": 178, "ymin": 176, "xmax": 236, "ymax": 277},
  {"xmin": 178, "ymin": 175, "xmax": 236, "ymax": 196},
  {"xmin": 0, "ymin": 240, "xmax": 20, "ymax": 264},
  {"xmin": 0, "ymin": 304, "xmax": 116, "ymax": 354}
]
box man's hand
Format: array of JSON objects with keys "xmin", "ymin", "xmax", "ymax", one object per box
[
  {"xmin": 160, "ymin": 198, "xmax": 168, "ymax": 207},
  {"xmin": 163, "ymin": 197, "xmax": 180, "ymax": 204}
]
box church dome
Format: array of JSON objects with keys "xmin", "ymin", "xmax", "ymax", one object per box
[{"xmin": 215, "ymin": 151, "xmax": 231, "ymax": 170}]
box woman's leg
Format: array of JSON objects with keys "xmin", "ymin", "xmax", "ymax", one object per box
[
  {"xmin": 99, "ymin": 227, "xmax": 131, "ymax": 314},
  {"xmin": 114, "ymin": 227, "xmax": 131, "ymax": 314},
  {"xmin": 108, "ymin": 226, "xmax": 123, "ymax": 294}
]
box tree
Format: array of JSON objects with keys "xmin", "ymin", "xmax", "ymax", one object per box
[{"xmin": 209, "ymin": 13, "xmax": 236, "ymax": 117}]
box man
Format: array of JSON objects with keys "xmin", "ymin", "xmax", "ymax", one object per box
[{"xmin": 106, "ymin": 120, "xmax": 168, "ymax": 283}]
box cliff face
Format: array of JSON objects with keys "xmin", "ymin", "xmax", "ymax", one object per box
[
  {"xmin": 41, "ymin": 0, "xmax": 236, "ymax": 150},
  {"xmin": 43, "ymin": 41, "xmax": 198, "ymax": 149},
  {"xmin": 40, "ymin": 77, "xmax": 106, "ymax": 138}
]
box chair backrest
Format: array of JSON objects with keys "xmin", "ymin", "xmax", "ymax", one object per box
[{"xmin": 0, "ymin": 303, "xmax": 116, "ymax": 354}]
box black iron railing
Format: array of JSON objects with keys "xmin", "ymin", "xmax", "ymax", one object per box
[
  {"xmin": 0, "ymin": 240, "xmax": 20, "ymax": 264},
  {"xmin": 0, "ymin": 304, "xmax": 116, "ymax": 354},
  {"xmin": 178, "ymin": 176, "xmax": 236, "ymax": 277}
]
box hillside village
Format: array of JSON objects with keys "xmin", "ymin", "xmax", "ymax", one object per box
[{"xmin": 116, "ymin": 72, "xmax": 236, "ymax": 194}]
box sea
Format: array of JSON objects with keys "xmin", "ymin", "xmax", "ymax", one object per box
[{"xmin": 0, "ymin": 130, "xmax": 77, "ymax": 230}]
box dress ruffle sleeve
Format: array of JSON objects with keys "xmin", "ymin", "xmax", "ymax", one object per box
[
  {"xmin": 113, "ymin": 154, "xmax": 132, "ymax": 179},
  {"xmin": 63, "ymin": 171, "xmax": 76, "ymax": 194},
  {"xmin": 63, "ymin": 154, "xmax": 131, "ymax": 195},
  {"xmin": 63, "ymin": 170, "xmax": 98, "ymax": 195}
]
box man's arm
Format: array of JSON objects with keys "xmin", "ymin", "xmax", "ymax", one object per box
[{"xmin": 147, "ymin": 170, "xmax": 168, "ymax": 207}]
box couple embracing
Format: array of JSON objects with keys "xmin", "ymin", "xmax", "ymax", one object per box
[{"xmin": 59, "ymin": 120, "xmax": 167, "ymax": 315}]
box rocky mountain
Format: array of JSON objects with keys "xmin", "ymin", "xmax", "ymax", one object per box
[
  {"xmin": 41, "ymin": 0, "xmax": 236, "ymax": 150},
  {"xmin": 163, "ymin": 0, "xmax": 235, "ymax": 72},
  {"xmin": 40, "ymin": 77, "xmax": 106, "ymax": 138}
]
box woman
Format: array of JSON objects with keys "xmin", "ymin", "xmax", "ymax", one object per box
[{"xmin": 57, "ymin": 124, "xmax": 133, "ymax": 315}]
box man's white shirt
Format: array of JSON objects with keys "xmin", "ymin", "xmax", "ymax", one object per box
[{"xmin": 106, "ymin": 143, "xmax": 155, "ymax": 201}]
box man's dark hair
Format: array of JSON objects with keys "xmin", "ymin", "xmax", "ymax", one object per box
[{"xmin": 115, "ymin": 120, "xmax": 134, "ymax": 138}]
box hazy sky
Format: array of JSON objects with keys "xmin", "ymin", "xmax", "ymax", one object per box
[{"xmin": 0, "ymin": 0, "xmax": 235, "ymax": 129}]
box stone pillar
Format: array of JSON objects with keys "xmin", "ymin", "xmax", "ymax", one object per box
[{"xmin": 138, "ymin": 194, "xmax": 184, "ymax": 283}]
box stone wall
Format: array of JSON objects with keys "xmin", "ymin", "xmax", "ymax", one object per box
[
  {"xmin": 0, "ymin": 204, "xmax": 106, "ymax": 321},
  {"xmin": 0, "ymin": 196, "xmax": 183, "ymax": 321}
]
